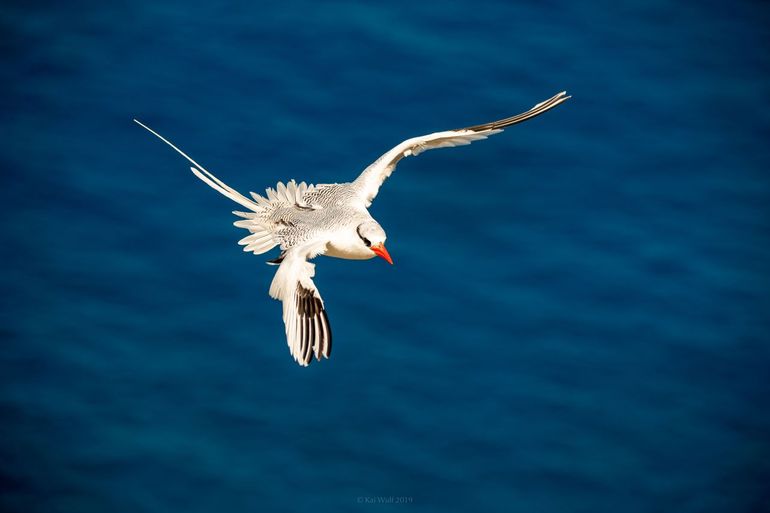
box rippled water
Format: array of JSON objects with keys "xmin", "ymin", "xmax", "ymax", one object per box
[{"xmin": 2, "ymin": 2, "xmax": 769, "ymax": 512}]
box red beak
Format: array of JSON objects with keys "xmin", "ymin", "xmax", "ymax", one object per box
[{"xmin": 370, "ymin": 243, "xmax": 393, "ymax": 265}]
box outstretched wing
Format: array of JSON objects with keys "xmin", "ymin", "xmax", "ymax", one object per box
[
  {"xmin": 352, "ymin": 91, "xmax": 570, "ymax": 206},
  {"xmin": 268, "ymin": 243, "xmax": 332, "ymax": 366}
]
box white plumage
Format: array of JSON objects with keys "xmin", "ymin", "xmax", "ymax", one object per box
[{"xmin": 135, "ymin": 91, "xmax": 570, "ymax": 366}]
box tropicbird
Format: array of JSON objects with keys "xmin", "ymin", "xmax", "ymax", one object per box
[{"xmin": 135, "ymin": 91, "xmax": 570, "ymax": 366}]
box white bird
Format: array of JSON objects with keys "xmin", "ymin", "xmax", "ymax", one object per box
[{"xmin": 135, "ymin": 91, "xmax": 570, "ymax": 366}]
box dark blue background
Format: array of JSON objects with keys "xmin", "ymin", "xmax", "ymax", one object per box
[{"xmin": 2, "ymin": 2, "xmax": 769, "ymax": 512}]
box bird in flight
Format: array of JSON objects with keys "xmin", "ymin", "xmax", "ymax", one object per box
[{"xmin": 135, "ymin": 91, "xmax": 570, "ymax": 366}]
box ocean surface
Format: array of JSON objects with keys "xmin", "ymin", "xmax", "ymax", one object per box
[{"xmin": 2, "ymin": 2, "xmax": 769, "ymax": 512}]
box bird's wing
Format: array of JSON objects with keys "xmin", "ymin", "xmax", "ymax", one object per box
[
  {"xmin": 268, "ymin": 242, "xmax": 332, "ymax": 366},
  {"xmin": 352, "ymin": 91, "xmax": 570, "ymax": 206}
]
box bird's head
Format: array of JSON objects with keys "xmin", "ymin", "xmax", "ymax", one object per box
[{"xmin": 356, "ymin": 221, "xmax": 393, "ymax": 265}]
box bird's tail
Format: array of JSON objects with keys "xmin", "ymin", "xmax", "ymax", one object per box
[
  {"xmin": 134, "ymin": 119, "xmax": 281, "ymax": 255},
  {"xmin": 133, "ymin": 119, "xmax": 262, "ymax": 211}
]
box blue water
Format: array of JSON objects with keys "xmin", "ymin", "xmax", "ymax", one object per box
[{"xmin": 2, "ymin": 2, "xmax": 769, "ymax": 512}]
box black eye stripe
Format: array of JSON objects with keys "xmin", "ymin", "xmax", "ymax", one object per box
[{"xmin": 356, "ymin": 226, "xmax": 371, "ymax": 247}]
